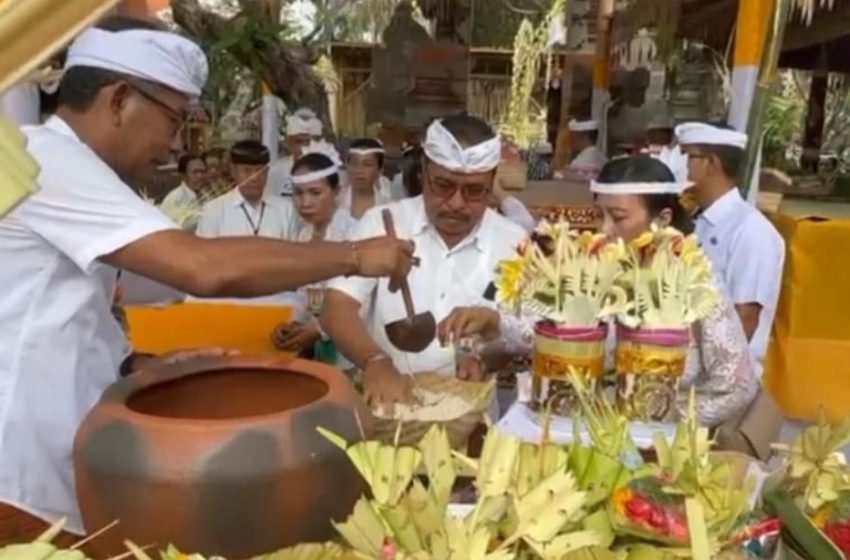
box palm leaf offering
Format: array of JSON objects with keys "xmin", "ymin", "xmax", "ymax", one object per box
[
  {"xmin": 495, "ymin": 219, "xmax": 627, "ymax": 327},
  {"xmin": 608, "ymin": 394, "xmax": 753, "ymax": 559},
  {"xmin": 495, "ymin": 222, "xmax": 718, "ymax": 330},
  {"xmin": 772, "ymin": 412, "xmax": 850, "ymax": 513},
  {"xmin": 0, "ymin": 110, "xmax": 39, "ymax": 218},
  {"xmin": 11, "ymin": 409, "xmax": 850, "ymax": 559},
  {"xmin": 615, "ymin": 227, "xmax": 719, "ymax": 329}
]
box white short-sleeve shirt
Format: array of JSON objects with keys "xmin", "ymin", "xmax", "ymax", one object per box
[
  {"xmin": 695, "ymin": 188, "xmax": 786, "ymax": 377},
  {"xmin": 265, "ymin": 154, "xmax": 294, "ymax": 197},
  {"xmin": 327, "ymin": 196, "xmax": 528, "ymax": 375},
  {"xmin": 0, "ymin": 116, "xmax": 177, "ymax": 532},
  {"xmin": 196, "ymin": 188, "xmax": 299, "ymax": 240}
]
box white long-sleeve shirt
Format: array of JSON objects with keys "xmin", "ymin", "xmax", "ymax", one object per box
[{"xmin": 500, "ymin": 196, "xmax": 537, "ymax": 233}]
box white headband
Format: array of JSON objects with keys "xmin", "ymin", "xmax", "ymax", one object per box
[
  {"xmin": 65, "ymin": 28, "xmax": 208, "ymax": 97},
  {"xmin": 569, "ymin": 119, "xmax": 599, "ymax": 132},
  {"xmin": 292, "ymin": 140, "xmax": 342, "ymax": 184},
  {"xmin": 349, "ymin": 147, "xmax": 385, "ymax": 156},
  {"xmin": 423, "ymin": 120, "xmax": 501, "ymax": 174},
  {"xmin": 591, "ymin": 181, "xmax": 690, "ymax": 195},
  {"xmin": 291, "ymin": 167, "xmax": 338, "ymax": 185},
  {"xmin": 675, "ymin": 122, "xmax": 747, "ymax": 149}
]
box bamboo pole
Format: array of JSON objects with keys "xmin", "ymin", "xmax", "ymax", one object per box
[
  {"xmin": 738, "ymin": 0, "xmax": 792, "ymax": 199},
  {"xmin": 591, "ymin": 0, "xmax": 615, "ymax": 128},
  {"xmin": 0, "ymin": 0, "xmax": 122, "ymax": 92},
  {"xmin": 553, "ymin": 0, "xmax": 573, "ymax": 170}
]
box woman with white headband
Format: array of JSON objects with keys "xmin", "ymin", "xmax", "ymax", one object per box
[
  {"xmin": 339, "ymin": 138, "xmax": 396, "ymax": 219},
  {"xmin": 438, "ymin": 156, "xmax": 758, "ymax": 430},
  {"xmin": 273, "ymin": 146, "xmax": 357, "ymax": 358}
]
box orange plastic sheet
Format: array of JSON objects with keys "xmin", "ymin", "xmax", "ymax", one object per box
[
  {"xmin": 126, "ymin": 302, "xmax": 293, "ymax": 355},
  {"xmin": 764, "ymin": 213, "xmax": 850, "ymax": 422}
]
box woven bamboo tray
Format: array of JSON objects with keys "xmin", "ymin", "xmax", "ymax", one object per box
[{"xmin": 371, "ymin": 372, "xmax": 495, "ymax": 450}]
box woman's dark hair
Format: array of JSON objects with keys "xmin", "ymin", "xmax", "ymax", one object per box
[
  {"xmin": 178, "ymin": 153, "xmax": 204, "ymax": 174},
  {"xmin": 596, "ymin": 156, "xmax": 694, "ymax": 234},
  {"xmin": 292, "ymin": 153, "xmax": 340, "ymax": 190},
  {"xmin": 57, "ymin": 16, "xmax": 169, "ymax": 112},
  {"xmin": 401, "ymin": 145, "xmax": 424, "ymax": 197},
  {"xmin": 349, "ymin": 138, "xmax": 385, "ymax": 168}
]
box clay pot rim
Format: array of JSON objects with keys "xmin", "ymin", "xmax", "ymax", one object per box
[{"xmin": 100, "ymin": 355, "xmax": 355, "ymax": 429}]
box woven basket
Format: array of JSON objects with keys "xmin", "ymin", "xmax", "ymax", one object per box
[
  {"xmin": 496, "ymin": 161, "xmax": 528, "ymax": 191},
  {"xmin": 371, "ymin": 372, "xmax": 495, "ymax": 450}
]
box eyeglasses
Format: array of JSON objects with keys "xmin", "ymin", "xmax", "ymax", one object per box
[
  {"xmin": 127, "ymin": 81, "xmax": 188, "ymax": 132},
  {"xmin": 423, "ymin": 166, "xmax": 491, "ymax": 202}
]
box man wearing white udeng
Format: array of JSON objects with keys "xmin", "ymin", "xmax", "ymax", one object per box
[
  {"xmin": 321, "ymin": 115, "xmax": 528, "ymax": 409},
  {"xmin": 0, "ymin": 17, "xmax": 413, "ymax": 541}
]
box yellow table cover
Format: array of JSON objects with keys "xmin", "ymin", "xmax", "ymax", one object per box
[{"xmin": 765, "ymin": 213, "xmax": 850, "ymax": 423}]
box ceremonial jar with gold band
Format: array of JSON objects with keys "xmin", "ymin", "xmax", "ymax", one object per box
[
  {"xmin": 615, "ymin": 325, "xmax": 690, "ymax": 422},
  {"xmin": 531, "ymin": 322, "xmax": 608, "ymax": 415}
]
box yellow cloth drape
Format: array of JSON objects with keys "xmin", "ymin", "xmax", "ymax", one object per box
[
  {"xmin": 765, "ymin": 213, "xmax": 850, "ymax": 423},
  {"xmin": 126, "ymin": 303, "xmax": 293, "ymax": 355}
]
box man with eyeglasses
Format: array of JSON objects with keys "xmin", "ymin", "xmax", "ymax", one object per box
[
  {"xmin": 676, "ymin": 122, "xmax": 785, "ymax": 379},
  {"xmin": 321, "ymin": 115, "xmax": 528, "ymax": 409},
  {"xmin": 0, "ymin": 16, "xmax": 414, "ymax": 540}
]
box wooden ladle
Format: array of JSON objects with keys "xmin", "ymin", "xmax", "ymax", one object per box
[{"xmin": 381, "ymin": 209, "xmax": 437, "ymax": 353}]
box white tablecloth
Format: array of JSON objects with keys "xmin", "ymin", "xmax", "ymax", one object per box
[{"xmin": 496, "ymin": 401, "xmax": 677, "ymax": 450}]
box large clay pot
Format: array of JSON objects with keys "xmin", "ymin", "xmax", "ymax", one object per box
[
  {"xmin": 73, "ymin": 356, "xmax": 369, "ymax": 559},
  {"xmin": 531, "ymin": 322, "xmax": 608, "ymax": 416}
]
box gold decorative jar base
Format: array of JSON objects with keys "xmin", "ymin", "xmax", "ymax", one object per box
[
  {"xmin": 531, "ymin": 322, "xmax": 608, "ymax": 416},
  {"xmin": 615, "ymin": 325, "xmax": 690, "ymax": 422}
]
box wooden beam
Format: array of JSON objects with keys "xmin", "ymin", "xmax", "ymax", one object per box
[{"xmin": 782, "ymin": 2, "xmax": 850, "ymax": 51}]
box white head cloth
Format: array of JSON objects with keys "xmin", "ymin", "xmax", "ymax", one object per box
[
  {"xmin": 569, "ymin": 119, "xmax": 599, "ymax": 133},
  {"xmin": 423, "ymin": 119, "xmax": 501, "ymax": 173},
  {"xmin": 65, "ymin": 28, "xmax": 208, "ymax": 97},
  {"xmin": 675, "ymin": 122, "xmax": 748, "ymax": 149},
  {"xmin": 349, "ymin": 138, "xmax": 385, "ymax": 156},
  {"xmin": 591, "ymin": 180, "xmax": 690, "ymax": 195},
  {"xmin": 292, "ymin": 140, "xmax": 342, "ymax": 185},
  {"xmin": 286, "ymin": 108, "xmax": 323, "ymax": 137}
]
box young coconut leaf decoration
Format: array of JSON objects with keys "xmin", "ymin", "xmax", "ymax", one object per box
[
  {"xmin": 609, "ymin": 393, "xmax": 753, "ymax": 560},
  {"xmin": 772, "ymin": 412, "xmax": 850, "ymax": 513},
  {"xmin": 314, "ymin": 424, "xmax": 608, "ymax": 560},
  {"xmin": 495, "ymin": 219, "xmax": 628, "ymax": 326},
  {"xmin": 615, "ymin": 226, "xmax": 719, "ymax": 329}
]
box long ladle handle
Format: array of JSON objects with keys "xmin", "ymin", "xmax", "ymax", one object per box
[{"xmin": 381, "ymin": 209, "xmax": 416, "ymax": 319}]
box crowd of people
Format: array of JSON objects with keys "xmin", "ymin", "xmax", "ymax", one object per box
[
  {"xmin": 0, "ymin": 13, "xmax": 788, "ymax": 544},
  {"xmin": 154, "ymin": 100, "xmax": 786, "ymax": 445}
]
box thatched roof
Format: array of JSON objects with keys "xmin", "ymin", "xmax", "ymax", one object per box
[
  {"xmin": 613, "ymin": 0, "xmax": 848, "ymax": 53},
  {"xmin": 611, "ymin": 0, "xmax": 850, "ymax": 71}
]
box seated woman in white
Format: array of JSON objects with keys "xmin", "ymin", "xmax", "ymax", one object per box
[
  {"xmin": 339, "ymin": 138, "xmax": 395, "ymax": 219},
  {"xmin": 273, "ymin": 149, "xmax": 356, "ymax": 359},
  {"xmin": 439, "ymin": 156, "xmax": 758, "ymax": 428}
]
